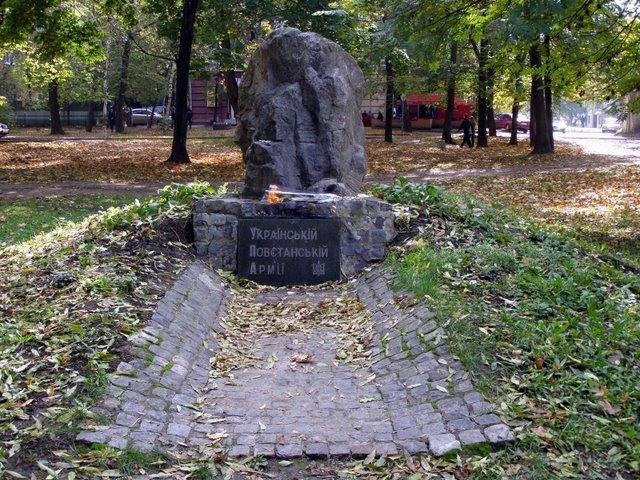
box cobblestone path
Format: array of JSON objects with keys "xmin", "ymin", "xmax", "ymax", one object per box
[{"xmin": 77, "ymin": 262, "xmax": 512, "ymax": 458}]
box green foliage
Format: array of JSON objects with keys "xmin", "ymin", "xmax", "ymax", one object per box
[
  {"xmin": 116, "ymin": 447, "xmax": 167, "ymax": 475},
  {"xmin": 192, "ymin": 466, "xmax": 216, "ymax": 480},
  {"xmin": 371, "ymin": 177, "xmax": 443, "ymax": 207},
  {"xmin": 96, "ymin": 181, "xmax": 224, "ymax": 231},
  {"xmin": 0, "ymin": 96, "xmax": 14, "ymax": 125},
  {"xmin": 380, "ymin": 180, "xmax": 640, "ymax": 476}
]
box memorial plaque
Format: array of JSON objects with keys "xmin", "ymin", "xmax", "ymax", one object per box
[{"xmin": 237, "ymin": 218, "xmax": 341, "ymax": 285}]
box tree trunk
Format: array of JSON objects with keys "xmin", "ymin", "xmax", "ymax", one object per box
[
  {"xmin": 442, "ymin": 42, "xmax": 457, "ymax": 144},
  {"xmin": 86, "ymin": 101, "xmax": 95, "ymax": 132},
  {"xmin": 48, "ymin": 80, "xmax": 65, "ymax": 135},
  {"xmin": 221, "ymin": 38, "xmax": 239, "ymax": 118},
  {"xmin": 115, "ymin": 31, "xmax": 133, "ymax": 133},
  {"xmin": 163, "ymin": 64, "xmax": 175, "ymax": 131},
  {"xmin": 476, "ymin": 39, "xmax": 488, "ymax": 147},
  {"xmin": 510, "ymin": 54, "xmax": 525, "ymax": 146},
  {"xmin": 529, "ymin": 96, "xmax": 536, "ymax": 146},
  {"xmin": 544, "ymin": 34, "xmax": 554, "ymax": 150},
  {"xmin": 529, "ymin": 42, "xmax": 553, "ymax": 154},
  {"xmin": 147, "ymin": 104, "xmax": 156, "ymax": 128},
  {"xmin": 102, "ymin": 38, "xmax": 109, "ymax": 130},
  {"xmin": 487, "ymin": 67, "xmax": 497, "ymax": 136},
  {"xmin": 384, "ymin": 57, "xmax": 394, "ymax": 143},
  {"xmin": 167, "ymin": 0, "xmax": 199, "ymax": 163},
  {"xmin": 401, "ymin": 97, "xmax": 412, "ymax": 133},
  {"xmin": 223, "ymin": 70, "xmax": 238, "ymax": 119},
  {"xmin": 509, "ymin": 100, "xmax": 519, "ymax": 145}
]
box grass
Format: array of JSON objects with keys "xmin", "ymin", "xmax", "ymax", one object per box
[
  {"xmin": 444, "ymin": 167, "xmax": 640, "ymax": 269},
  {"xmin": 1, "ymin": 177, "xmax": 636, "ymax": 478},
  {"xmin": 116, "ymin": 447, "xmax": 168, "ymax": 475},
  {"xmin": 377, "ymin": 178, "xmax": 640, "ymax": 478},
  {"xmin": 0, "ymin": 183, "xmax": 219, "ymax": 479},
  {"xmin": 0, "ymin": 194, "xmax": 138, "ymax": 246}
]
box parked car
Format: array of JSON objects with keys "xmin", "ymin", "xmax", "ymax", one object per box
[
  {"xmin": 601, "ymin": 117, "xmax": 621, "ymax": 133},
  {"xmin": 0, "ymin": 123, "xmax": 8, "ymax": 137},
  {"xmin": 130, "ymin": 108, "xmax": 163, "ymax": 126},
  {"xmin": 553, "ymin": 119, "xmax": 567, "ymax": 133},
  {"xmin": 494, "ymin": 113, "xmax": 529, "ymax": 133},
  {"xmin": 494, "ymin": 113, "xmax": 512, "ymax": 130}
]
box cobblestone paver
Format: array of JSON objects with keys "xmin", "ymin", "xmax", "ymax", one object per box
[
  {"xmin": 77, "ymin": 262, "xmax": 513, "ymax": 458},
  {"xmin": 77, "ymin": 262, "xmax": 228, "ymax": 452}
]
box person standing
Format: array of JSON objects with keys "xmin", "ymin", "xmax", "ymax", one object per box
[
  {"xmin": 458, "ymin": 114, "xmax": 473, "ymax": 148},
  {"xmin": 186, "ymin": 107, "xmax": 193, "ymax": 129}
]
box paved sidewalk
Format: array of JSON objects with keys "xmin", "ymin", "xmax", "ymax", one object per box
[{"xmin": 77, "ymin": 262, "xmax": 513, "ymax": 458}]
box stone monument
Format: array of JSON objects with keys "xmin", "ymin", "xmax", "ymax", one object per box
[
  {"xmin": 193, "ymin": 28, "xmax": 396, "ymax": 285},
  {"xmin": 236, "ymin": 28, "xmax": 367, "ymax": 198}
]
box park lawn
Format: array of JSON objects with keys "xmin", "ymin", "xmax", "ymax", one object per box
[
  {"xmin": 443, "ymin": 166, "xmax": 640, "ymax": 267},
  {"xmin": 0, "ymin": 130, "xmax": 578, "ymax": 185},
  {"xmin": 0, "ymin": 181, "xmax": 637, "ymax": 478},
  {"xmin": 0, "ymin": 194, "xmax": 139, "ymax": 246},
  {"xmin": 0, "ymin": 135, "xmax": 242, "ymax": 185},
  {"xmin": 4, "ymin": 125, "xmax": 236, "ymax": 139},
  {"xmin": 0, "ymin": 184, "xmax": 215, "ymax": 479},
  {"xmin": 375, "ymin": 179, "xmax": 640, "ymax": 479}
]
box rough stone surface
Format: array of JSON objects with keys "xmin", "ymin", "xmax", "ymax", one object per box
[
  {"xmin": 428, "ymin": 434, "xmax": 460, "ymax": 456},
  {"xmin": 77, "ymin": 263, "xmax": 512, "ymax": 458},
  {"xmin": 237, "ymin": 27, "xmax": 367, "ymax": 198},
  {"xmin": 193, "ymin": 195, "xmax": 396, "ymax": 276}
]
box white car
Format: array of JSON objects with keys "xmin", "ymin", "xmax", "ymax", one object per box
[
  {"xmin": 553, "ymin": 119, "xmax": 567, "ymax": 133},
  {"xmin": 601, "ymin": 118, "xmax": 620, "ymax": 133},
  {"xmin": 0, "ymin": 123, "xmax": 9, "ymax": 137},
  {"xmin": 130, "ymin": 108, "xmax": 163, "ymax": 126}
]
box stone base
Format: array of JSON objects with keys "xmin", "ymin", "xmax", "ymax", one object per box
[{"xmin": 193, "ymin": 194, "xmax": 396, "ymax": 277}]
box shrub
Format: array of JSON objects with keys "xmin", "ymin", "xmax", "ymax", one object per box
[
  {"xmin": 0, "ymin": 96, "xmax": 15, "ymax": 126},
  {"xmin": 95, "ymin": 182, "xmax": 225, "ymax": 231}
]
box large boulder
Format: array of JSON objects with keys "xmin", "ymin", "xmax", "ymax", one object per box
[{"xmin": 236, "ymin": 28, "xmax": 367, "ymax": 198}]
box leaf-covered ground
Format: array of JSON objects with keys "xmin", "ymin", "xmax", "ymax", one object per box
[
  {"xmin": 3, "ymin": 129, "xmax": 638, "ymax": 259},
  {"xmin": 0, "ymin": 184, "xmax": 214, "ymax": 478},
  {"xmin": 442, "ymin": 166, "xmax": 640, "ymax": 266},
  {"xmin": 375, "ymin": 180, "xmax": 640, "ymax": 479},
  {"xmin": 3, "ymin": 128, "xmax": 634, "ymax": 186},
  {"xmin": 0, "ymin": 136, "xmax": 242, "ymax": 185},
  {"xmin": 2, "ymin": 129, "xmax": 639, "ymax": 478},
  {"xmin": 1, "ymin": 180, "xmax": 638, "ymax": 478}
]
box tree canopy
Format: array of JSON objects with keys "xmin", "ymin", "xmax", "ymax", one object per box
[{"xmin": 0, "ymin": 0, "xmax": 637, "ymax": 151}]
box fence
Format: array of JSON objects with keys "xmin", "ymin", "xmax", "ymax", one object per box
[{"xmin": 12, "ymin": 110, "xmax": 106, "ymax": 127}]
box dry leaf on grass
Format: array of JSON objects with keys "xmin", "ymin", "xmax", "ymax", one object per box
[{"xmin": 290, "ymin": 353, "xmax": 314, "ymax": 363}]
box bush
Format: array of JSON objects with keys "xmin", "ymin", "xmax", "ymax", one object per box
[
  {"xmin": 95, "ymin": 182, "xmax": 225, "ymax": 231},
  {"xmin": 0, "ymin": 96, "xmax": 15, "ymax": 126},
  {"xmin": 371, "ymin": 177, "xmax": 443, "ymax": 207}
]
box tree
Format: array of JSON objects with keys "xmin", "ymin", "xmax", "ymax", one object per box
[
  {"xmin": 471, "ymin": 37, "xmax": 489, "ymax": 147},
  {"xmin": 486, "ymin": 66, "xmax": 497, "ymax": 136},
  {"xmin": 221, "ymin": 38, "xmax": 239, "ymax": 117},
  {"xmin": 543, "ymin": 34, "xmax": 554, "ymax": 149},
  {"xmin": 509, "ymin": 53, "xmax": 526, "ymax": 145},
  {"xmin": 166, "ymin": 0, "xmax": 199, "ymax": 164},
  {"xmin": 0, "ymin": 0, "xmax": 103, "ymax": 135},
  {"xmin": 442, "ymin": 42, "xmax": 458, "ymax": 144},
  {"xmin": 529, "ymin": 39, "xmax": 552, "ymax": 154},
  {"xmin": 114, "ymin": 31, "xmax": 133, "ymax": 132},
  {"xmin": 384, "ymin": 57, "xmax": 394, "ymax": 142}
]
